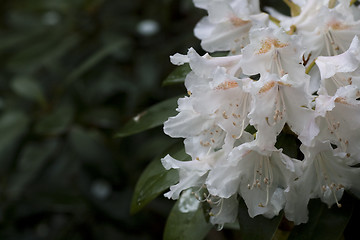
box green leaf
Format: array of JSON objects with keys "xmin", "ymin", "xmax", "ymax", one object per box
[
  {"xmin": 130, "ymin": 144, "xmax": 189, "ymax": 214},
  {"xmin": 65, "ymin": 38, "xmax": 130, "ymax": 86},
  {"xmin": 275, "ymin": 131, "xmax": 299, "ymax": 159},
  {"xmin": 164, "ymin": 189, "xmax": 212, "ymax": 240},
  {"xmin": 115, "ymin": 96, "xmax": 179, "ymax": 138},
  {"xmin": 7, "ymin": 140, "xmax": 59, "ymax": 199},
  {"xmin": 7, "ymin": 27, "xmax": 72, "ymax": 72},
  {"xmin": 238, "ymin": 198, "xmax": 284, "ymax": 240},
  {"xmin": 11, "ymin": 76, "xmax": 46, "ymax": 106},
  {"xmin": 34, "ymin": 104, "xmax": 74, "ymax": 136},
  {"xmin": 162, "ymin": 64, "xmax": 191, "ymax": 86},
  {"xmin": 68, "ymin": 126, "xmax": 112, "ymax": 162},
  {"xmin": 0, "ymin": 111, "xmax": 30, "ymax": 175},
  {"xmin": 0, "ymin": 28, "xmax": 46, "ymax": 53},
  {"xmin": 288, "ymin": 194, "xmax": 354, "ymax": 240}
]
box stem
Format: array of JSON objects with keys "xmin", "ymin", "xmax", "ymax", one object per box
[
  {"xmin": 306, "ymin": 58, "xmax": 317, "ymax": 74},
  {"xmin": 268, "ymin": 15, "xmax": 281, "ymax": 27},
  {"xmin": 283, "ymin": 0, "xmax": 301, "ymax": 17}
]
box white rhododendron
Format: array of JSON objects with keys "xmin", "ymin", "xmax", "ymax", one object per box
[{"xmin": 162, "ymin": 0, "xmax": 360, "ymax": 226}]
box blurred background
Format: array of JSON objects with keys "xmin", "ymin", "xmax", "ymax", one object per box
[
  {"xmin": 0, "ymin": 0, "xmax": 302, "ymax": 239},
  {"xmin": 0, "ymin": 0, "xmax": 204, "ymax": 239}
]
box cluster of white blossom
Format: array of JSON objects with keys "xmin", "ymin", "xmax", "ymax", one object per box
[{"xmin": 162, "ymin": 0, "xmax": 360, "ymax": 226}]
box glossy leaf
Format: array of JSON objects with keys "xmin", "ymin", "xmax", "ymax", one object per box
[
  {"xmin": 288, "ymin": 194, "xmax": 354, "ymax": 240},
  {"xmin": 163, "ymin": 189, "xmax": 212, "ymax": 240},
  {"xmin": 238, "ymin": 198, "xmax": 284, "ymax": 240},
  {"xmin": 115, "ymin": 96, "xmax": 179, "ymax": 138},
  {"xmin": 162, "ymin": 64, "xmax": 191, "ymax": 86},
  {"xmin": 130, "ymin": 144, "xmax": 189, "ymax": 214}
]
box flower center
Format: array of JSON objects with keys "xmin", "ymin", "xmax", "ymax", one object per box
[
  {"xmin": 257, "ymin": 38, "xmax": 288, "ymax": 55},
  {"xmin": 230, "ymin": 16, "xmax": 250, "ymax": 27},
  {"xmin": 315, "ymin": 153, "xmax": 344, "ymax": 207},
  {"xmin": 329, "ymin": 74, "xmax": 353, "ymax": 90},
  {"xmin": 262, "ymin": 84, "xmax": 287, "ymax": 126},
  {"xmin": 324, "ymin": 112, "xmax": 349, "ymax": 155},
  {"xmin": 219, "ymin": 93, "xmax": 250, "ymax": 139},
  {"xmin": 215, "ymin": 80, "xmax": 239, "ymax": 90},
  {"xmin": 328, "ymin": 20, "xmax": 349, "ymax": 31},
  {"xmin": 248, "ymin": 156, "xmax": 273, "ymax": 207},
  {"xmin": 199, "ymin": 126, "xmax": 224, "ymax": 149},
  {"xmin": 324, "ymin": 31, "xmax": 344, "ymax": 56}
]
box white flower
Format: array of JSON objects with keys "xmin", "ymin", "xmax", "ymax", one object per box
[
  {"xmin": 161, "ymin": 150, "xmax": 224, "ymax": 200},
  {"xmin": 163, "ymin": 49, "xmax": 254, "ymax": 199},
  {"xmin": 285, "ymin": 141, "xmax": 360, "ymax": 224},
  {"xmin": 166, "ymin": 49, "xmax": 252, "ymax": 155},
  {"xmin": 170, "ymin": 48, "xmax": 243, "ymax": 78},
  {"xmin": 161, "ymin": 0, "xmax": 360, "ymax": 227},
  {"xmin": 205, "ymin": 140, "xmax": 302, "ymax": 218},
  {"xmin": 193, "ymin": 0, "xmax": 267, "ymax": 53},
  {"xmin": 269, "ymin": 0, "xmax": 360, "ymax": 57},
  {"xmin": 208, "ymin": 195, "xmax": 239, "ymax": 226},
  {"xmin": 241, "ymin": 27, "xmax": 307, "ymax": 81},
  {"xmin": 300, "ymin": 5, "xmax": 360, "ymax": 57},
  {"xmin": 309, "ymin": 86, "xmax": 360, "ymax": 164},
  {"xmin": 316, "ymin": 36, "xmax": 360, "ymax": 95},
  {"xmin": 245, "ymin": 73, "xmax": 313, "ymax": 147}
]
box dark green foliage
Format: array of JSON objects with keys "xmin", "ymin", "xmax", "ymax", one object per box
[
  {"xmin": 0, "ymin": 0, "xmax": 202, "ymax": 239},
  {"xmin": 163, "ymin": 190, "xmax": 213, "ymax": 240},
  {"xmin": 2, "ymin": 0, "xmax": 359, "ymax": 239},
  {"xmin": 237, "ymin": 198, "xmax": 285, "ymax": 240}
]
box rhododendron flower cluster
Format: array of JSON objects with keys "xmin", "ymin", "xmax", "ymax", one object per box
[{"xmin": 162, "ymin": 0, "xmax": 360, "ymax": 226}]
